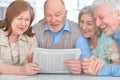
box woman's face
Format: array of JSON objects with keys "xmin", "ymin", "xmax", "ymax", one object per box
[
  {"xmin": 79, "ymin": 14, "xmax": 97, "ymax": 38},
  {"xmin": 11, "ymin": 10, "xmax": 31, "ymax": 36}
]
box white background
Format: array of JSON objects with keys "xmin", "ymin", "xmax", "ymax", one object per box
[{"xmin": 0, "ymin": 0, "xmax": 94, "ymax": 25}]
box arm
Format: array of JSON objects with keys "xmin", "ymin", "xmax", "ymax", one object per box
[
  {"xmin": 0, "ymin": 63, "xmax": 40, "ymax": 75},
  {"xmin": 107, "ymin": 42, "xmax": 120, "ymax": 64},
  {"xmin": 64, "ymin": 35, "xmax": 91, "ymax": 74},
  {"xmin": 26, "ymin": 36, "xmax": 37, "ymax": 63},
  {"xmin": 98, "ymin": 64, "xmax": 120, "ymax": 76},
  {"xmin": 75, "ymin": 35, "xmax": 91, "ymax": 59}
]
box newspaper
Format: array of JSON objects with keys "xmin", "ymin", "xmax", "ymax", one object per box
[{"xmin": 33, "ymin": 48, "xmax": 81, "ymax": 73}]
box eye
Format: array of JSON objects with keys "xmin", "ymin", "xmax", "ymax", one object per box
[
  {"xmin": 16, "ymin": 17, "xmax": 23, "ymax": 20},
  {"xmin": 87, "ymin": 22, "xmax": 94, "ymax": 26},
  {"xmin": 80, "ymin": 20, "xmax": 84, "ymax": 23},
  {"xmin": 55, "ymin": 13, "xmax": 61, "ymax": 17},
  {"xmin": 87, "ymin": 22, "xmax": 92, "ymax": 25},
  {"xmin": 55, "ymin": 11, "xmax": 62, "ymax": 17},
  {"xmin": 25, "ymin": 18, "xmax": 31, "ymax": 21},
  {"xmin": 46, "ymin": 14, "xmax": 51, "ymax": 17}
]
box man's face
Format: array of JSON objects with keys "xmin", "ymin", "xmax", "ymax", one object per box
[
  {"xmin": 94, "ymin": 4, "xmax": 120, "ymax": 36},
  {"xmin": 44, "ymin": 1, "xmax": 67, "ymax": 32}
]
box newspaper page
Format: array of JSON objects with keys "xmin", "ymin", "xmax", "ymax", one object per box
[{"xmin": 33, "ymin": 48, "xmax": 81, "ymax": 73}]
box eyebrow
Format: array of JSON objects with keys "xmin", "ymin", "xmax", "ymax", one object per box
[{"xmin": 87, "ymin": 21, "xmax": 94, "ymax": 23}]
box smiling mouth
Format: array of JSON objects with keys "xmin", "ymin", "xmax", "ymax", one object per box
[
  {"xmin": 18, "ymin": 27, "xmax": 25, "ymax": 31},
  {"xmin": 82, "ymin": 30, "xmax": 90, "ymax": 34},
  {"xmin": 99, "ymin": 24, "xmax": 107, "ymax": 31}
]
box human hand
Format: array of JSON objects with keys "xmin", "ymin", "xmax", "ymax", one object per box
[
  {"xmin": 64, "ymin": 59, "xmax": 82, "ymax": 74},
  {"xmin": 82, "ymin": 56, "xmax": 105, "ymax": 75},
  {"xmin": 26, "ymin": 53, "xmax": 33, "ymax": 63},
  {"xmin": 21, "ymin": 63, "xmax": 40, "ymax": 75}
]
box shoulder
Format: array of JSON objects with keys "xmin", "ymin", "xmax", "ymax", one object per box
[
  {"xmin": 99, "ymin": 32, "xmax": 115, "ymax": 46},
  {"xmin": 0, "ymin": 28, "xmax": 5, "ymax": 34},
  {"xmin": 32, "ymin": 22, "xmax": 45, "ymax": 30},
  {"xmin": 67, "ymin": 20, "xmax": 78, "ymax": 26},
  {"xmin": 0, "ymin": 29, "xmax": 8, "ymax": 38},
  {"xmin": 0, "ymin": 29, "xmax": 9, "ymax": 45},
  {"xmin": 100, "ymin": 33, "xmax": 114, "ymax": 41},
  {"xmin": 19, "ymin": 34, "xmax": 36, "ymax": 44},
  {"xmin": 32, "ymin": 22, "xmax": 46, "ymax": 35}
]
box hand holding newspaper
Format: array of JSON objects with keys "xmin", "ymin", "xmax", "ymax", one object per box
[{"xmin": 33, "ymin": 48, "xmax": 81, "ymax": 73}]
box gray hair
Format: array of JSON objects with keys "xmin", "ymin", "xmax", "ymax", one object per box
[
  {"xmin": 78, "ymin": 5, "xmax": 94, "ymax": 23},
  {"xmin": 92, "ymin": 0, "xmax": 120, "ymax": 12},
  {"xmin": 78, "ymin": 5, "xmax": 102, "ymax": 37},
  {"xmin": 44, "ymin": 0, "xmax": 66, "ymax": 10}
]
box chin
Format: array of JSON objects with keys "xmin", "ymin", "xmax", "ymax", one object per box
[
  {"xmin": 104, "ymin": 31, "xmax": 113, "ymax": 36},
  {"xmin": 83, "ymin": 35, "xmax": 90, "ymax": 38}
]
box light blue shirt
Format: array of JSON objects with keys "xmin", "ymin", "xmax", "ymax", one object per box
[
  {"xmin": 112, "ymin": 27, "xmax": 120, "ymax": 49},
  {"xmin": 98, "ymin": 27, "xmax": 120, "ymax": 76},
  {"xmin": 43, "ymin": 20, "xmax": 91, "ymax": 59},
  {"xmin": 98, "ymin": 64, "xmax": 120, "ymax": 76}
]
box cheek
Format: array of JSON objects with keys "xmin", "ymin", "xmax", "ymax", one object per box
[
  {"xmin": 89, "ymin": 26, "xmax": 97, "ymax": 34},
  {"xmin": 25, "ymin": 26, "xmax": 29, "ymax": 31},
  {"xmin": 60, "ymin": 15, "xmax": 66, "ymax": 22}
]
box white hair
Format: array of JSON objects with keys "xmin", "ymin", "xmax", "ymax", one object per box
[{"xmin": 92, "ymin": 0, "xmax": 120, "ymax": 12}]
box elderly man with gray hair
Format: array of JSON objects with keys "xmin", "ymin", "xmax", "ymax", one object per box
[{"xmin": 84, "ymin": 0, "xmax": 120, "ymax": 76}]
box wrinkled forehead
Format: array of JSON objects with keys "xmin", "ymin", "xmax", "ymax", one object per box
[
  {"xmin": 45, "ymin": 0, "xmax": 65, "ymax": 10},
  {"xmin": 94, "ymin": 4, "xmax": 113, "ymax": 15}
]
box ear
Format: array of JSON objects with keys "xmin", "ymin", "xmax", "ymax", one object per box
[
  {"xmin": 65, "ymin": 10, "xmax": 67, "ymax": 15},
  {"xmin": 64, "ymin": 10, "xmax": 67, "ymax": 18}
]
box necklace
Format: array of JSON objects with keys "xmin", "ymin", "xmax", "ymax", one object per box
[{"xmin": 8, "ymin": 38, "xmax": 20, "ymax": 65}]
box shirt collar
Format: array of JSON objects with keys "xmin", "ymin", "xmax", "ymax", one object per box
[
  {"xmin": 44, "ymin": 20, "xmax": 71, "ymax": 32},
  {"xmin": 113, "ymin": 27, "xmax": 120, "ymax": 40}
]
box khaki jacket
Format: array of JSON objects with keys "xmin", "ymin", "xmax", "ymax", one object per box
[{"xmin": 0, "ymin": 29, "xmax": 37, "ymax": 65}]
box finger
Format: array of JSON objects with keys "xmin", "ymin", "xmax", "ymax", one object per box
[
  {"xmin": 89, "ymin": 56, "xmax": 97, "ymax": 61},
  {"xmin": 29, "ymin": 70, "xmax": 40, "ymax": 75},
  {"xmin": 83, "ymin": 69, "xmax": 89, "ymax": 73},
  {"xmin": 65, "ymin": 63, "xmax": 81, "ymax": 68},
  {"xmin": 91, "ymin": 59, "xmax": 98, "ymax": 69},
  {"xmin": 32, "ymin": 67, "xmax": 40, "ymax": 71},
  {"xmin": 82, "ymin": 65, "xmax": 89, "ymax": 70},
  {"xmin": 64, "ymin": 60, "xmax": 81, "ymax": 67},
  {"xmin": 81, "ymin": 61, "xmax": 89, "ymax": 66},
  {"xmin": 82, "ymin": 58, "xmax": 90, "ymax": 62},
  {"xmin": 81, "ymin": 61, "xmax": 90, "ymax": 70},
  {"xmin": 69, "ymin": 65, "xmax": 81, "ymax": 70},
  {"xmin": 94, "ymin": 60, "xmax": 101, "ymax": 72},
  {"xmin": 83, "ymin": 60, "xmax": 95, "ymax": 74},
  {"xmin": 95, "ymin": 59, "xmax": 105, "ymax": 71},
  {"xmin": 28, "ymin": 63, "xmax": 39, "ymax": 68},
  {"xmin": 65, "ymin": 60, "xmax": 81, "ymax": 64},
  {"xmin": 70, "ymin": 69, "xmax": 81, "ymax": 74}
]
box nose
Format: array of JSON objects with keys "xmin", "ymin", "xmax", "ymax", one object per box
[
  {"xmin": 96, "ymin": 18, "xmax": 101, "ymax": 27},
  {"xmin": 50, "ymin": 16, "xmax": 56, "ymax": 23},
  {"xmin": 21, "ymin": 19, "xmax": 26, "ymax": 26},
  {"xmin": 81, "ymin": 23, "xmax": 87, "ymax": 30}
]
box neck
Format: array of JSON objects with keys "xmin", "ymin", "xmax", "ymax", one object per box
[
  {"xmin": 89, "ymin": 35, "xmax": 98, "ymax": 49},
  {"xmin": 9, "ymin": 34, "xmax": 19, "ymax": 43}
]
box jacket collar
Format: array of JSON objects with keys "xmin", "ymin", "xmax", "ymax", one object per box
[{"xmin": 0, "ymin": 29, "xmax": 28, "ymax": 46}]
